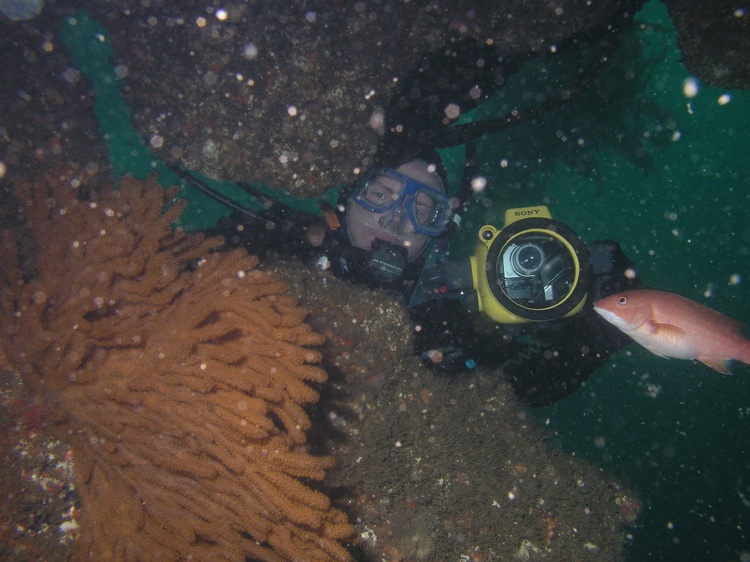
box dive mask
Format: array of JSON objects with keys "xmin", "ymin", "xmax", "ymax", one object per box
[{"xmin": 352, "ymin": 168, "xmax": 453, "ymax": 236}]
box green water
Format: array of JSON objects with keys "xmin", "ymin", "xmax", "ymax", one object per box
[
  {"xmin": 438, "ymin": 1, "xmax": 750, "ymax": 559},
  {"xmin": 513, "ymin": 3, "xmax": 750, "ymax": 561}
]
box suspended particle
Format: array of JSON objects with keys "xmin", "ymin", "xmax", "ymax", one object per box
[
  {"xmin": 444, "ymin": 103, "xmax": 460, "ymax": 120},
  {"xmin": 682, "ymin": 77, "xmax": 699, "ymax": 98},
  {"xmin": 471, "ymin": 176, "xmax": 487, "ymax": 193},
  {"xmin": 243, "ymin": 42, "xmax": 259, "ymax": 60}
]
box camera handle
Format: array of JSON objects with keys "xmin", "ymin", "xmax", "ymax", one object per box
[{"xmin": 409, "ymin": 258, "xmax": 481, "ymax": 314}]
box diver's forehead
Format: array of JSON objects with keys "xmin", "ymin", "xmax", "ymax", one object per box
[{"xmin": 395, "ymin": 160, "xmax": 444, "ymax": 191}]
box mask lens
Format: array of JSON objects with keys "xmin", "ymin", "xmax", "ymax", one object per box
[
  {"xmin": 410, "ymin": 188, "xmax": 451, "ymax": 234},
  {"xmin": 357, "ymin": 171, "xmax": 405, "ymax": 211}
]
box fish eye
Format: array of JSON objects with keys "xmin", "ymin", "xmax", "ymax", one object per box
[{"xmin": 617, "ymin": 296, "xmax": 628, "ymax": 305}]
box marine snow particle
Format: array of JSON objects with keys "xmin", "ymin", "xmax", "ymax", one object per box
[
  {"xmin": 243, "ymin": 42, "xmax": 259, "ymax": 61},
  {"xmin": 444, "ymin": 103, "xmax": 460, "ymax": 120},
  {"xmin": 682, "ymin": 77, "xmax": 699, "ymax": 99},
  {"xmin": 471, "ymin": 176, "xmax": 487, "ymax": 193},
  {"xmin": 62, "ymin": 68, "xmax": 81, "ymax": 84},
  {"xmin": 369, "ymin": 107, "xmax": 385, "ymax": 135},
  {"xmin": 426, "ymin": 349, "xmax": 444, "ymax": 364}
]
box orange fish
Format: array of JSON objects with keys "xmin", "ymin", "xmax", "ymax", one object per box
[{"xmin": 593, "ymin": 289, "xmax": 750, "ymax": 374}]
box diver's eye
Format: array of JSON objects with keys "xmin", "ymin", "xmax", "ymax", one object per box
[
  {"xmin": 414, "ymin": 203, "xmax": 434, "ymax": 222},
  {"xmin": 617, "ymin": 296, "xmax": 628, "ymax": 306}
]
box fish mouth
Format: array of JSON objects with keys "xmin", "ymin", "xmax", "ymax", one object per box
[{"xmin": 593, "ymin": 305, "xmax": 635, "ymax": 332}]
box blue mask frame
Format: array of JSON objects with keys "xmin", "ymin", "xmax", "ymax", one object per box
[{"xmin": 352, "ymin": 168, "xmax": 453, "ymax": 236}]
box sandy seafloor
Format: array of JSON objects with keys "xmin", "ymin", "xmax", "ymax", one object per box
[{"xmin": 1, "ymin": 0, "xmax": 749, "ymax": 561}]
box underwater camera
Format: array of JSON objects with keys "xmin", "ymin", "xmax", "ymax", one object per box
[{"xmin": 425, "ymin": 206, "xmax": 591, "ymax": 323}]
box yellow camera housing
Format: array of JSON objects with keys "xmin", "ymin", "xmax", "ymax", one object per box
[{"xmin": 469, "ymin": 205, "xmax": 590, "ymax": 324}]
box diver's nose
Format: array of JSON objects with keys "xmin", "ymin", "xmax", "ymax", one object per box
[{"xmin": 378, "ymin": 207, "xmax": 402, "ymax": 233}]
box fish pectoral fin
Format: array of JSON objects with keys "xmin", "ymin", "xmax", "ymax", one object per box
[
  {"xmin": 643, "ymin": 346, "xmax": 672, "ymax": 360},
  {"xmin": 698, "ymin": 357, "xmax": 733, "ymax": 375}
]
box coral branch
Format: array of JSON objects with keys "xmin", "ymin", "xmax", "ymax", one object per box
[{"xmin": 0, "ymin": 171, "xmax": 354, "ymax": 561}]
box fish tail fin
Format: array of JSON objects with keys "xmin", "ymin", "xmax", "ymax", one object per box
[
  {"xmin": 735, "ymin": 338, "xmax": 750, "ymax": 371},
  {"xmin": 700, "ymin": 337, "xmax": 750, "ymax": 374}
]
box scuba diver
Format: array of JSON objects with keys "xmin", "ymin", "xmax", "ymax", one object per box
[{"xmin": 170, "ymin": 12, "xmax": 643, "ymax": 407}]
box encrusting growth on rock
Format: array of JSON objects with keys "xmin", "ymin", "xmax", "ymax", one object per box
[{"xmin": 0, "ymin": 170, "xmax": 355, "ymax": 561}]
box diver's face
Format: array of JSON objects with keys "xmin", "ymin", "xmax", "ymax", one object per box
[
  {"xmin": 345, "ymin": 160, "xmax": 447, "ymax": 261},
  {"xmin": 346, "ymin": 196, "xmax": 431, "ymax": 260}
]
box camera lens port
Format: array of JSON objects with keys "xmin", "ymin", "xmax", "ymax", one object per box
[{"xmin": 510, "ymin": 242, "xmax": 545, "ymax": 276}]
